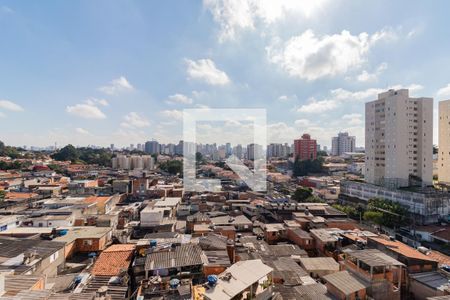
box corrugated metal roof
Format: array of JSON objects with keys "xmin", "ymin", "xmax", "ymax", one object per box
[
  {"xmin": 145, "ymin": 244, "xmax": 207, "ymax": 271},
  {"xmin": 323, "ymin": 271, "xmax": 368, "ymax": 295},
  {"xmin": 347, "ymin": 249, "xmax": 404, "ymax": 267}
]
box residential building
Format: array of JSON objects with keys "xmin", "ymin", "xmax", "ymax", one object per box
[
  {"xmin": 365, "ymin": 89, "xmax": 433, "ymax": 188},
  {"xmin": 294, "ymin": 134, "xmax": 317, "ymax": 161},
  {"xmin": 339, "ymin": 180, "xmax": 449, "ymax": 224},
  {"xmin": 247, "ymin": 143, "xmax": 263, "ymax": 161},
  {"xmin": 144, "ymin": 140, "xmax": 159, "ymax": 155},
  {"xmin": 233, "ymin": 144, "xmax": 243, "ymax": 159},
  {"xmin": 438, "ymin": 100, "xmax": 450, "ymax": 184},
  {"xmin": 331, "ymin": 132, "xmax": 356, "ymax": 156}
]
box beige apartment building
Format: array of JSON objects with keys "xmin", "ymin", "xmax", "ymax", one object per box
[
  {"xmin": 439, "ymin": 100, "xmax": 450, "ymax": 184},
  {"xmin": 365, "ymin": 89, "xmax": 433, "ymax": 187}
]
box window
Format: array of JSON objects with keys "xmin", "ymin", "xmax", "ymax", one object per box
[{"xmin": 83, "ymin": 239, "xmax": 93, "ymax": 246}]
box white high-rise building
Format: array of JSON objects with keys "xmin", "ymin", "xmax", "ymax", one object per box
[
  {"xmin": 439, "ymin": 100, "xmax": 450, "ymax": 184},
  {"xmin": 331, "ymin": 132, "xmax": 356, "ymax": 156},
  {"xmin": 365, "ymin": 89, "xmax": 433, "ymax": 187}
]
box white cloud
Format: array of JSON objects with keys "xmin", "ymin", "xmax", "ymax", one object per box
[
  {"xmin": 437, "ymin": 83, "xmax": 450, "ymax": 99},
  {"xmin": 166, "ymin": 93, "xmax": 193, "ymax": 105},
  {"xmin": 342, "ymin": 113, "xmax": 363, "ymax": 125},
  {"xmin": 66, "ymin": 103, "xmax": 106, "ymax": 119},
  {"xmin": 121, "ymin": 112, "xmax": 150, "ymax": 128},
  {"xmin": 294, "ymin": 119, "xmax": 312, "ymax": 127},
  {"xmin": 356, "ymin": 62, "xmax": 388, "ymax": 82},
  {"xmin": 297, "ymin": 98, "xmax": 338, "ymax": 113},
  {"xmin": 297, "ymin": 84, "xmax": 423, "ymax": 114},
  {"xmin": 204, "ymin": 0, "xmax": 327, "ymax": 42},
  {"xmin": 0, "ymin": 100, "xmax": 24, "ymax": 112},
  {"xmin": 85, "ymin": 98, "xmax": 109, "ymax": 106},
  {"xmin": 186, "ymin": 59, "xmax": 230, "ymax": 85},
  {"xmin": 278, "ymin": 94, "xmax": 297, "ymax": 102},
  {"xmin": 98, "ymin": 76, "xmax": 134, "ymax": 95},
  {"xmin": 161, "ymin": 109, "xmax": 183, "ymax": 121},
  {"xmin": 267, "ymin": 29, "xmax": 397, "ymax": 81},
  {"xmin": 75, "ymin": 128, "xmax": 91, "ymax": 135}
]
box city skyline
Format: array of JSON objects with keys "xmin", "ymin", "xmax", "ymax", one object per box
[{"xmin": 2, "ymin": 1, "xmax": 450, "ymax": 148}]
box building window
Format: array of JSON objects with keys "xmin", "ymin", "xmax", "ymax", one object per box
[{"xmin": 83, "ymin": 239, "xmax": 93, "ymax": 246}]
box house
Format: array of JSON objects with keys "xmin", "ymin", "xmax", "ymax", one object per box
[
  {"xmin": 0, "ymin": 215, "xmax": 22, "ymax": 232},
  {"xmin": 263, "ymin": 223, "xmax": 285, "ymax": 244},
  {"xmin": 0, "ymin": 237, "xmax": 65, "ymax": 277},
  {"xmin": 409, "ymin": 272, "xmax": 450, "ymax": 300},
  {"xmin": 323, "ymin": 270, "xmax": 368, "ymax": 300},
  {"xmin": 203, "ymin": 259, "xmax": 273, "ymax": 300},
  {"xmin": 287, "ymin": 228, "xmax": 314, "ymax": 251},
  {"xmin": 91, "ymin": 244, "xmax": 135, "ymax": 277},
  {"xmin": 310, "ymin": 228, "xmax": 340, "ymax": 256},
  {"xmin": 83, "ymin": 195, "xmax": 120, "ymax": 214},
  {"xmin": 144, "ymin": 244, "xmax": 207, "ymax": 280},
  {"xmin": 209, "ymin": 214, "xmax": 252, "ymax": 232},
  {"xmin": 299, "ymin": 257, "xmax": 340, "ymax": 279},
  {"xmin": 367, "ymin": 237, "xmax": 438, "ymax": 273},
  {"xmin": 53, "ymin": 226, "xmax": 112, "ymax": 258},
  {"xmin": 1, "ymin": 274, "xmax": 46, "ymax": 297},
  {"xmin": 342, "ymin": 249, "xmax": 404, "ymax": 300}
]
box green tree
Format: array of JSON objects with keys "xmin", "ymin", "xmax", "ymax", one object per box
[
  {"xmin": 195, "ymin": 152, "xmax": 205, "ymax": 165},
  {"xmin": 292, "ymin": 187, "xmax": 313, "ymax": 202},
  {"xmin": 0, "ymin": 190, "xmax": 5, "ymax": 202},
  {"xmin": 0, "ymin": 141, "xmax": 5, "ymax": 155},
  {"xmin": 52, "ymin": 145, "xmax": 79, "ymax": 162},
  {"xmin": 160, "ymin": 160, "xmax": 183, "ymax": 175},
  {"xmin": 363, "ymin": 211, "xmax": 384, "ymax": 225},
  {"xmin": 293, "ymin": 157, "xmax": 324, "ymax": 177}
]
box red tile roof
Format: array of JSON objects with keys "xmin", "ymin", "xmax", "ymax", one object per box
[{"xmin": 91, "ymin": 244, "xmax": 135, "ymax": 276}]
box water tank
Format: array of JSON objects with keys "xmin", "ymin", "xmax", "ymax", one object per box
[
  {"xmin": 150, "ymin": 240, "xmax": 157, "ymax": 248},
  {"xmin": 207, "ymin": 275, "xmax": 218, "ymax": 286},
  {"xmin": 417, "ymin": 246, "xmax": 430, "ymax": 255},
  {"xmin": 59, "ymin": 229, "xmax": 68, "ymax": 236},
  {"xmin": 169, "ymin": 278, "xmax": 180, "ymax": 289}
]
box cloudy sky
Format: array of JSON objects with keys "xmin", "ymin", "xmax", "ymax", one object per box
[{"xmin": 1, "ymin": 0, "xmax": 450, "ymax": 148}]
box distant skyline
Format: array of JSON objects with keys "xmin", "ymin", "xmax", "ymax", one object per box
[{"xmin": 2, "ymin": 1, "xmax": 450, "ymax": 148}]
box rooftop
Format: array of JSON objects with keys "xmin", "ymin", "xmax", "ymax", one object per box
[
  {"xmin": 203, "ymin": 259, "xmax": 272, "ymax": 300},
  {"xmin": 144, "ymin": 244, "xmax": 207, "ymax": 271},
  {"xmin": 347, "ymin": 249, "xmax": 404, "ymax": 267},
  {"xmin": 323, "ymin": 271, "xmax": 369, "ymax": 295},
  {"xmin": 369, "ymin": 237, "xmax": 438, "ymax": 262},
  {"xmin": 91, "ymin": 244, "xmax": 135, "ymax": 276},
  {"xmin": 299, "ymin": 257, "xmax": 340, "ymax": 271}
]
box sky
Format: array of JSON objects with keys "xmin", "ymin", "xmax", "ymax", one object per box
[{"xmin": 2, "ymin": 0, "xmax": 450, "ymax": 148}]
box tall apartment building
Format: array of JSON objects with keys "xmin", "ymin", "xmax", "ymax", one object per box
[
  {"xmin": 267, "ymin": 143, "xmax": 291, "ymax": 158},
  {"xmin": 438, "ymin": 100, "xmax": 450, "ymax": 184},
  {"xmin": 365, "ymin": 89, "xmax": 433, "ymax": 187},
  {"xmin": 247, "ymin": 143, "xmax": 263, "ymax": 160},
  {"xmin": 144, "ymin": 140, "xmax": 159, "ymax": 155},
  {"xmin": 331, "ymin": 132, "xmax": 356, "ymax": 156},
  {"xmin": 233, "ymin": 144, "xmax": 243, "ymax": 159},
  {"xmin": 294, "ymin": 134, "xmax": 317, "ymax": 161}
]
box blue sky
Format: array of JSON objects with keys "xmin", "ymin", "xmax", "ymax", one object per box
[{"xmin": 1, "ymin": 0, "xmax": 450, "ymax": 148}]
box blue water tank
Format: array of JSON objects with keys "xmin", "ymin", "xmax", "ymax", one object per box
[
  {"xmin": 169, "ymin": 278, "xmax": 180, "ymax": 289},
  {"xmin": 150, "ymin": 240, "xmax": 157, "ymax": 247},
  {"xmin": 207, "ymin": 275, "xmax": 218, "ymax": 286},
  {"xmin": 59, "ymin": 229, "xmax": 68, "ymax": 236}
]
